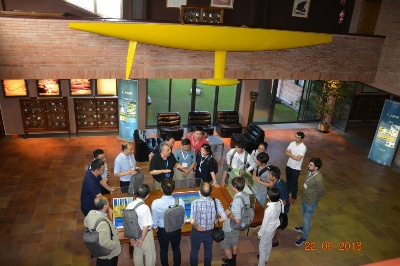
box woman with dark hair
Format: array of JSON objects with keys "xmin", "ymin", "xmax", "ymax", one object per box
[
  {"xmin": 194, "ymin": 144, "xmax": 219, "ymax": 188},
  {"xmin": 257, "ymin": 188, "xmax": 282, "ymax": 266}
]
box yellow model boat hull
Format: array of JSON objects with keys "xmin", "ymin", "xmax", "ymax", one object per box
[{"xmin": 69, "ymin": 22, "xmax": 332, "ymax": 85}]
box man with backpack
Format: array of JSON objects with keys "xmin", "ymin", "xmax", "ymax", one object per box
[
  {"xmin": 221, "ymin": 141, "xmax": 256, "ymax": 185},
  {"xmin": 84, "ymin": 196, "xmax": 121, "ymax": 266},
  {"xmin": 253, "ymin": 152, "xmax": 270, "ymax": 207},
  {"xmin": 151, "ymin": 178, "xmax": 186, "ymax": 266},
  {"xmin": 125, "ymin": 184, "xmax": 156, "ymax": 266},
  {"xmin": 173, "ymin": 138, "xmax": 196, "ymax": 188},
  {"xmin": 190, "ymin": 182, "xmax": 227, "ymax": 266},
  {"xmin": 220, "ymin": 176, "xmax": 251, "ymax": 266}
]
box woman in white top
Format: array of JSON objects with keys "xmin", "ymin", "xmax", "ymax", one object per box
[
  {"xmin": 250, "ymin": 142, "xmax": 268, "ymax": 164},
  {"xmin": 257, "ymin": 188, "xmax": 282, "ymax": 266}
]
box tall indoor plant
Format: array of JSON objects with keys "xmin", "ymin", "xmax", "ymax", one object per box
[{"xmin": 310, "ymin": 80, "xmax": 353, "ymax": 132}]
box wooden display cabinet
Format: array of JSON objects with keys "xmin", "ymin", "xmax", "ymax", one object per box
[
  {"xmin": 74, "ymin": 98, "xmax": 118, "ymax": 135},
  {"xmin": 19, "ymin": 97, "xmax": 70, "ymax": 138},
  {"xmin": 180, "ymin": 6, "xmax": 224, "ymax": 24}
]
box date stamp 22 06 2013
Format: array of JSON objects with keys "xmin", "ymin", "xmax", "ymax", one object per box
[{"xmin": 304, "ymin": 241, "xmax": 362, "ymax": 251}]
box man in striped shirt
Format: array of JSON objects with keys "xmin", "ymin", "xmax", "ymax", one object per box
[{"xmin": 190, "ymin": 182, "xmax": 227, "ymax": 266}]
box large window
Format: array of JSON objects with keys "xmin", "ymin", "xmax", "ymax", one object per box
[
  {"xmin": 62, "ymin": 0, "xmax": 122, "ymax": 18},
  {"xmin": 147, "ymin": 79, "xmax": 239, "ymax": 127}
]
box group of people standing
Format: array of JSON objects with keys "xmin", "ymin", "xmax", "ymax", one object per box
[{"xmin": 80, "ymin": 127, "xmax": 325, "ymax": 266}]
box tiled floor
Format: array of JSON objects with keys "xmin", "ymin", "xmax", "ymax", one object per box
[{"xmin": 0, "ymin": 124, "xmax": 399, "ymax": 266}]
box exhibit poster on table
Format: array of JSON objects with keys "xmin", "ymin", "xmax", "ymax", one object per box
[
  {"xmin": 368, "ymin": 100, "xmax": 400, "ymax": 166},
  {"xmin": 118, "ymin": 79, "xmax": 138, "ymax": 141}
]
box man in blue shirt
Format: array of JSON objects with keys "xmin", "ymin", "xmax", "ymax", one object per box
[
  {"xmin": 173, "ymin": 138, "xmax": 196, "ymax": 188},
  {"xmin": 80, "ymin": 158, "xmax": 105, "ymax": 216},
  {"xmin": 114, "ymin": 142, "xmax": 142, "ymax": 194},
  {"xmin": 190, "ymin": 182, "xmax": 227, "ymax": 266},
  {"xmin": 151, "ymin": 178, "xmax": 185, "ymax": 266}
]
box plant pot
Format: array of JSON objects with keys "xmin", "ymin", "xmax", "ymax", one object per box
[{"xmin": 318, "ymin": 123, "xmax": 330, "ymax": 132}]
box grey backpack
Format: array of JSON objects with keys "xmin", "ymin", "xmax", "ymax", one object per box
[
  {"xmin": 164, "ymin": 198, "xmax": 186, "ymax": 233},
  {"xmin": 83, "ymin": 218, "xmax": 113, "ymax": 257},
  {"xmin": 230, "ymin": 195, "xmax": 254, "ymax": 231},
  {"xmin": 123, "ymin": 201, "xmax": 144, "ymax": 239}
]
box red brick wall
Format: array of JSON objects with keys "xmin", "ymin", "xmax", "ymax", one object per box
[
  {"xmin": 0, "ymin": 17, "xmax": 385, "ymax": 82},
  {"xmin": 366, "ymin": 0, "xmax": 400, "ymax": 96}
]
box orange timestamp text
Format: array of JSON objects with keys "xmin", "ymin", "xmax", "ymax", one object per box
[{"xmin": 304, "ymin": 241, "xmax": 362, "ymax": 251}]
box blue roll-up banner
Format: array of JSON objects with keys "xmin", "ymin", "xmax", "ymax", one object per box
[
  {"xmin": 118, "ymin": 79, "xmax": 138, "ymax": 141},
  {"xmin": 368, "ymin": 100, "xmax": 400, "ymax": 166}
]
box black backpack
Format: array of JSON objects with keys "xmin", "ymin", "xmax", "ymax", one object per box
[
  {"xmin": 123, "ymin": 201, "xmax": 144, "ymax": 239},
  {"xmin": 83, "ymin": 218, "xmax": 113, "ymax": 257},
  {"xmin": 164, "ymin": 198, "xmax": 186, "ymax": 233},
  {"xmin": 230, "ymin": 195, "xmax": 254, "ymax": 231}
]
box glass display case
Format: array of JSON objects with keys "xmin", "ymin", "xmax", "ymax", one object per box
[
  {"xmin": 180, "ymin": 6, "xmax": 224, "ymax": 24},
  {"xmin": 74, "ymin": 98, "xmax": 119, "ymax": 135},
  {"xmin": 227, "ymin": 168, "xmax": 259, "ymax": 208},
  {"xmin": 19, "ymin": 97, "xmax": 70, "ymax": 138}
]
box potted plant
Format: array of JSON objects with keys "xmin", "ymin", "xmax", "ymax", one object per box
[{"xmin": 309, "ymin": 80, "xmax": 353, "ymax": 132}]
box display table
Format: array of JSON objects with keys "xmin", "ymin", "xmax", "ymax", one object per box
[{"xmin": 105, "ymin": 186, "xmax": 264, "ymax": 243}]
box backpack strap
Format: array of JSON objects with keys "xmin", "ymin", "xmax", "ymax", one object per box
[
  {"xmin": 175, "ymin": 197, "xmax": 179, "ymax": 206},
  {"xmin": 212, "ymin": 198, "xmax": 222, "ymax": 228},
  {"xmin": 133, "ymin": 201, "xmax": 144, "ymax": 211},
  {"xmin": 229, "ymin": 150, "xmax": 236, "ymax": 166},
  {"xmin": 93, "ymin": 217, "xmax": 113, "ymax": 240},
  {"xmin": 257, "ymin": 166, "xmax": 268, "ymax": 177}
]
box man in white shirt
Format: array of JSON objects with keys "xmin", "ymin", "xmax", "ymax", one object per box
[
  {"xmin": 114, "ymin": 142, "xmax": 142, "ymax": 194},
  {"xmin": 125, "ymin": 184, "xmax": 156, "ymax": 266},
  {"xmin": 221, "ymin": 140, "xmax": 256, "ymax": 185},
  {"xmin": 285, "ymin": 132, "xmax": 307, "ymax": 205}
]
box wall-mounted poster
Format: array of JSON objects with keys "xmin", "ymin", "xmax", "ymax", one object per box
[
  {"xmin": 368, "ymin": 100, "xmax": 400, "ymax": 166},
  {"xmin": 2, "ymin": 79, "xmax": 29, "ymax": 97},
  {"xmin": 211, "ymin": 0, "xmax": 234, "ymax": 8},
  {"xmin": 70, "ymin": 79, "xmax": 92, "ymax": 96},
  {"xmin": 118, "ymin": 79, "xmax": 138, "ymax": 141},
  {"xmin": 96, "ymin": 79, "xmax": 117, "ymax": 96},
  {"xmin": 37, "ymin": 79, "xmax": 61, "ymax": 96},
  {"xmin": 292, "ymin": 0, "xmax": 311, "ymax": 18}
]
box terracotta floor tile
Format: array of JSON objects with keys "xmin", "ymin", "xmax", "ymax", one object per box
[
  {"xmin": 20, "ymin": 243, "xmax": 40, "ymax": 257},
  {"xmin": 0, "ymin": 127, "xmax": 399, "ymax": 265}
]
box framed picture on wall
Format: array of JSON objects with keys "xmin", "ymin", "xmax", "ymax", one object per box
[
  {"xmin": 166, "ymin": 0, "xmax": 187, "ymax": 8},
  {"xmin": 69, "ymin": 79, "xmax": 93, "ymax": 96},
  {"xmin": 96, "ymin": 79, "xmax": 118, "ymax": 96},
  {"xmin": 37, "ymin": 79, "xmax": 61, "ymax": 97},
  {"xmin": 292, "ymin": 0, "xmax": 311, "ymax": 18},
  {"xmin": 210, "ymin": 0, "xmax": 234, "ymax": 8},
  {"xmin": 2, "ymin": 79, "xmax": 29, "ymax": 97}
]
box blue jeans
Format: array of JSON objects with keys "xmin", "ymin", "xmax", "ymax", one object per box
[
  {"xmin": 301, "ymin": 200, "xmax": 318, "ymax": 240},
  {"xmin": 286, "ymin": 166, "xmax": 300, "ymax": 199},
  {"xmin": 190, "ymin": 228, "xmax": 213, "ymax": 266}
]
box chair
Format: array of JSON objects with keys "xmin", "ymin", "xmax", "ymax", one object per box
[
  {"xmin": 230, "ymin": 124, "xmax": 266, "ymax": 153},
  {"xmin": 216, "ymin": 110, "xmax": 243, "ymax": 138},
  {"xmin": 133, "ymin": 129, "xmax": 163, "ymax": 162},
  {"xmin": 187, "ymin": 111, "xmax": 214, "ymax": 136},
  {"xmin": 157, "ymin": 112, "xmax": 184, "ymax": 141}
]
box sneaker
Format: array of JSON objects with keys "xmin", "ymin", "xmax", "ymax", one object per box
[
  {"xmin": 272, "ymin": 241, "xmax": 279, "ymax": 247},
  {"xmin": 295, "ymin": 237, "xmax": 306, "ymax": 246},
  {"xmin": 290, "ymin": 198, "xmax": 296, "ymax": 205},
  {"xmin": 294, "ymin": 226, "xmax": 303, "ymax": 233}
]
